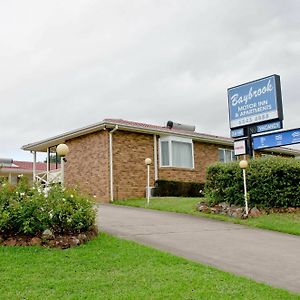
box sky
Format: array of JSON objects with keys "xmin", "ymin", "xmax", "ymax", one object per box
[{"xmin": 1, "ymin": 0, "xmax": 300, "ymax": 161}]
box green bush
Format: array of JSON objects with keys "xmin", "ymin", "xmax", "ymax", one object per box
[
  {"xmin": 154, "ymin": 180, "xmax": 205, "ymax": 197},
  {"xmin": 0, "ymin": 177, "xmax": 96, "ymax": 235},
  {"xmin": 205, "ymin": 157, "xmax": 300, "ymax": 208}
]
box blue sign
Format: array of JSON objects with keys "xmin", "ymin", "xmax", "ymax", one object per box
[
  {"xmin": 231, "ymin": 128, "xmax": 244, "ymax": 138},
  {"xmin": 228, "ymin": 75, "xmax": 283, "ymax": 129},
  {"xmin": 253, "ymin": 128, "xmax": 300, "ymax": 150},
  {"xmin": 256, "ymin": 121, "xmax": 282, "ymax": 133}
]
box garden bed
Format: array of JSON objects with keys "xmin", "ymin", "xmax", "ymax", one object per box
[
  {"xmin": 0, "ymin": 226, "xmax": 98, "ymax": 249},
  {"xmin": 196, "ymin": 201, "xmax": 300, "ymax": 219}
]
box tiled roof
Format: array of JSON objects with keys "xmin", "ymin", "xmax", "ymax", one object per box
[
  {"xmin": 103, "ymin": 118, "xmax": 232, "ymax": 141},
  {"xmin": 2, "ymin": 161, "xmax": 57, "ymax": 171},
  {"xmin": 21, "ymin": 118, "xmax": 300, "ymax": 156}
]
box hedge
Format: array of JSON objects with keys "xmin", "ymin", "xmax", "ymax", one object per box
[
  {"xmin": 205, "ymin": 157, "xmax": 300, "ymax": 208},
  {"xmin": 153, "ymin": 180, "xmax": 205, "ymax": 197},
  {"xmin": 0, "ymin": 177, "xmax": 96, "ymax": 235}
]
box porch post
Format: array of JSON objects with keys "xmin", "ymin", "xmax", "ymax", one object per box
[
  {"xmin": 46, "ymin": 147, "xmax": 50, "ymax": 184},
  {"xmin": 33, "ymin": 151, "xmax": 36, "ymax": 183}
]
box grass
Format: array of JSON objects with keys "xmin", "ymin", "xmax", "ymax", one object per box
[
  {"xmin": 114, "ymin": 198, "xmax": 300, "ymax": 236},
  {"xmin": 0, "ymin": 233, "xmax": 299, "ymax": 299}
]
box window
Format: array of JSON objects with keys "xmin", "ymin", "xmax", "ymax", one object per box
[
  {"xmin": 218, "ymin": 148, "xmax": 236, "ymax": 163},
  {"xmin": 159, "ymin": 136, "xmax": 194, "ymax": 168}
]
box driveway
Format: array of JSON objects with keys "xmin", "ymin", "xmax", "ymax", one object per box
[{"xmin": 96, "ymin": 204, "xmax": 300, "ymax": 293}]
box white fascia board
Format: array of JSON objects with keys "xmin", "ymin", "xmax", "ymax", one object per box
[{"xmin": 22, "ymin": 122, "xmax": 107, "ymax": 152}]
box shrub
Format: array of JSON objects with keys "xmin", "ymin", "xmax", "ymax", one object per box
[
  {"xmin": 153, "ymin": 180, "xmax": 205, "ymax": 197},
  {"xmin": 205, "ymin": 157, "xmax": 300, "ymax": 208},
  {"xmin": 0, "ymin": 177, "xmax": 96, "ymax": 235}
]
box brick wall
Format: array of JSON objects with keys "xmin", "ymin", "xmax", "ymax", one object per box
[
  {"xmin": 63, "ymin": 129, "xmax": 228, "ymax": 202},
  {"xmin": 112, "ymin": 131, "xmax": 155, "ymax": 200},
  {"xmin": 112, "ymin": 132, "xmax": 223, "ymax": 199},
  {"xmin": 64, "ymin": 131, "xmax": 109, "ymax": 202}
]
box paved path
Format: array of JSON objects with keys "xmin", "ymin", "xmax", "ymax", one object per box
[{"xmin": 96, "ymin": 204, "xmax": 300, "ymax": 293}]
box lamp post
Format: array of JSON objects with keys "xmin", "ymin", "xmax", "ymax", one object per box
[
  {"xmin": 56, "ymin": 144, "xmax": 69, "ymax": 188},
  {"xmin": 239, "ymin": 159, "xmax": 249, "ymax": 217},
  {"xmin": 145, "ymin": 158, "xmax": 152, "ymax": 205}
]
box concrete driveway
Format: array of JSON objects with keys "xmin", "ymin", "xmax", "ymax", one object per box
[{"xmin": 96, "ymin": 204, "xmax": 300, "ymax": 294}]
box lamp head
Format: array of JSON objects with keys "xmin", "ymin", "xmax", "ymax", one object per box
[
  {"xmin": 145, "ymin": 158, "xmax": 152, "ymax": 165},
  {"xmin": 56, "ymin": 144, "xmax": 69, "ymax": 157},
  {"xmin": 239, "ymin": 159, "xmax": 248, "ymax": 169}
]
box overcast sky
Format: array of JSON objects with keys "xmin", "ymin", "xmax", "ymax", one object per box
[{"xmin": 1, "ymin": 0, "xmax": 299, "ymax": 161}]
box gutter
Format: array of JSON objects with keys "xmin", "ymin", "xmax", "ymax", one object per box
[{"xmin": 109, "ymin": 125, "xmax": 118, "ymax": 202}]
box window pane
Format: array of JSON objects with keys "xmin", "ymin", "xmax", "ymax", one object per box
[
  {"xmin": 172, "ymin": 141, "xmax": 193, "ymax": 168},
  {"xmin": 161, "ymin": 141, "xmax": 169, "ymax": 166},
  {"xmin": 225, "ymin": 150, "xmax": 232, "ymax": 163},
  {"xmin": 231, "ymin": 151, "xmax": 237, "ymax": 161},
  {"xmin": 218, "ymin": 149, "xmax": 225, "ymax": 162}
]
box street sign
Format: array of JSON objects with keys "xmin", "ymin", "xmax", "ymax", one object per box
[
  {"xmin": 231, "ymin": 128, "xmax": 244, "ymax": 138},
  {"xmin": 256, "ymin": 121, "xmax": 282, "ymax": 133},
  {"xmin": 227, "ymin": 75, "xmax": 283, "ymax": 129},
  {"xmin": 234, "ymin": 139, "xmax": 247, "ymax": 156},
  {"xmin": 231, "ymin": 121, "xmax": 282, "ymax": 139},
  {"xmin": 253, "ymin": 128, "xmax": 300, "ymax": 150}
]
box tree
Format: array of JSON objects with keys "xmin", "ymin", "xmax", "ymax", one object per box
[{"xmin": 44, "ymin": 154, "xmax": 61, "ymax": 164}]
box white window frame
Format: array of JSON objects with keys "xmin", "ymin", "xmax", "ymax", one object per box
[
  {"xmin": 218, "ymin": 148, "xmax": 236, "ymax": 163},
  {"xmin": 159, "ymin": 136, "xmax": 194, "ymax": 169}
]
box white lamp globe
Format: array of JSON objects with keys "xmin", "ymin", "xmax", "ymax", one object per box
[
  {"xmin": 56, "ymin": 144, "xmax": 69, "ymax": 157},
  {"xmin": 239, "ymin": 160, "xmax": 248, "ymax": 169},
  {"xmin": 145, "ymin": 158, "xmax": 152, "ymax": 165}
]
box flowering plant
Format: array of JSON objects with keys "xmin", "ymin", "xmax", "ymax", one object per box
[{"xmin": 0, "ymin": 177, "xmax": 96, "ymax": 235}]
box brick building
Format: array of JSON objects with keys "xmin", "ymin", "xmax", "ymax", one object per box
[{"xmin": 22, "ymin": 119, "xmax": 300, "ymax": 202}]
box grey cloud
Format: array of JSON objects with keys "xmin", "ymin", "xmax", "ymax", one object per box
[{"xmin": 1, "ymin": 0, "xmax": 300, "ymax": 160}]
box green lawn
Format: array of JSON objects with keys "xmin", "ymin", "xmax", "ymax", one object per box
[
  {"xmin": 114, "ymin": 198, "xmax": 300, "ymax": 236},
  {"xmin": 0, "ymin": 233, "xmax": 298, "ymax": 299}
]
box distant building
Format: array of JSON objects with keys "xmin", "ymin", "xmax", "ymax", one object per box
[
  {"xmin": 0, "ymin": 158, "xmax": 56, "ymax": 184},
  {"xmin": 22, "ymin": 119, "xmax": 300, "ymax": 202}
]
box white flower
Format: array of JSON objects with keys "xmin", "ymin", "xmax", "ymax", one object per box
[
  {"xmin": 20, "ymin": 192, "xmax": 25, "ymax": 196},
  {"xmin": 70, "ymin": 194, "xmax": 74, "ymax": 198}
]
